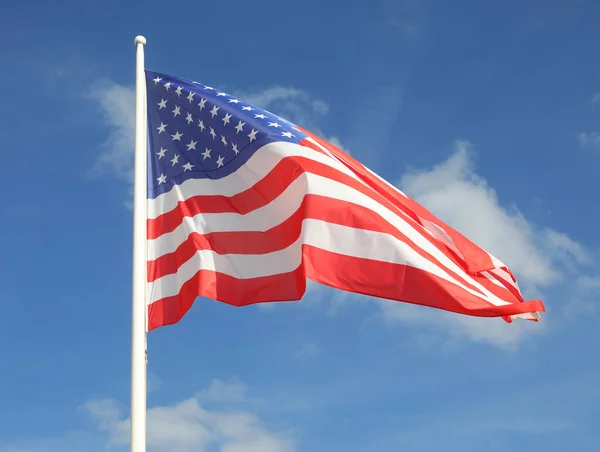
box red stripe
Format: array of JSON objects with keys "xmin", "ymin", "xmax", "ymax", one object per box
[
  {"xmin": 485, "ymin": 270, "xmax": 524, "ymax": 303},
  {"xmin": 147, "ymin": 245, "xmax": 545, "ymax": 331},
  {"xmin": 298, "ymin": 128, "xmax": 497, "ymax": 275},
  {"xmin": 148, "ymin": 270, "xmax": 306, "ymax": 331}
]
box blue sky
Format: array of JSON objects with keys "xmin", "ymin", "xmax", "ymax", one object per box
[{"xmin": 1, "ymin": 0, "xmax": 600, "ymax": 451}]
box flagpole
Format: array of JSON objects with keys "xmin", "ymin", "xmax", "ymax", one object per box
[{"xmin": 131, "ymin": 35, "xmax": 148, "ymax": 452}]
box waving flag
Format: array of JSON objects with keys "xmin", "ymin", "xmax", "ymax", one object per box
[{"xmin": 144, "ymin": 70, "xmax": 545, "ymax": 331}]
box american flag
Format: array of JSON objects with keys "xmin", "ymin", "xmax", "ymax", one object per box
[{"xmin": 144, "ymin": 70, "xmax": 545, "ymax": 331}]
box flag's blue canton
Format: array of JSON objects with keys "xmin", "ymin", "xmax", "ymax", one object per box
[{"xmin": 145, "ymin": 70, "xmax": 306, "ymax": 199}]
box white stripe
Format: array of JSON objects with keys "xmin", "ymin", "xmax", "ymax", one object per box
[
  {"xmin": 365, "ymin": 166, "xmax": 409, "ymax": 198},
  {"xmin": 148, "ymin": 219, "xmax": 510, "ymax": 306},
  {"xmin": 306, "ymin": 136, "xmax": 410, "ymax": 199},
  {"xmin": 482, "ymin": 271, "xmax": 505, "ymax": 288},
  {"xmin": 148, "ymin": 173, "xmax": 510, "ymax": 307},
  {"xmin": 148, "ymin": 141, "xmax": 364, "ymax": 219},
  {"xmin": 490, "ymin": 255, "xmax": 518, "ymax": 286},
  {"xmin": 510, "ymin": 312, "xmax": 541, "ymax": 321},
  {"xmin": 489, "ymin": 268, "xmax": 519, "ymax": 291}
]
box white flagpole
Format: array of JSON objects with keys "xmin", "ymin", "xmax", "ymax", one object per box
[{"xmin": 131, "ymin": 35, "xmax": 148, "ymax": 452}]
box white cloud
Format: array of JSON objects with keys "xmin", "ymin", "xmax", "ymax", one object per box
[
  {"xmin": 562, "ymin": 275, "xmax": 600, "ymax": 318},
  {"xmin": 236, "ymin": 85, "xmax": 349, "ymax": 152},
  {"xmin": 399, "ymin": 141, "xmax": 584, "ymax": 288},
  {"xmin": 87, "ymin": 81, "xmax": 135, "ymax": 181},
  {"xmin": 578, "ymin": 275, "xmax": 600, "ymax": 291},
  {"xmin": 148, "ymin": 372, "xmax": 163, "ymax": 392},
  {"xmin": 592, "ymin": 92, "xmax": 600, "ymax": 104},
  {"xmin": 198, "ymin": 379, "xmax": 247, "ymax": 404},
  {"xmin": 85, "ymin": 381, "xmax": 294, "ymax": 452},
  {"xmin": 295, "ymin": 342, "xmax": 321, "ymax": 360},
  {"xmin": 374, "ymin": 139, "xmax": 593, "ymax": 347},
  {"xmin": 1, "ymin": 381, "xmax": 292, "ymax": 452},
  {"xmin": 542, "ymin": 229, "xmax": 591, "ymax": 267},
  {"xmin": 239, "ymin": 86, "xmax": 328, "ymax": 131},
  {"xmin": 578, "ymin": 131, "xmax": 600, "ymax": 149},
  {"xmin": 326, "ymin": 136, "xmax": 351, "ymax": 154}
]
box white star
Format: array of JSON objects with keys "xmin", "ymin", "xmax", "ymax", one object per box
[
  {"xmin": 241, "ymin": 106, "xmax": 254, "ymax": 111},
  {"xmin": 235, "ymin": 120, "xmax": 245, "ymax": 134},
  {"xmin": 254, "ymin": 113, "xmax": 267, "ymax": 119},
  {"xmin": 228, "ymin": 99, "xmax": 240, "ymax": 104},
  {"xmin": 210, "ymin": 105, "xmax": 220, "ymax": 118},
  {"xmin": 186, "ymin": 139, "xmax": 197, "ymax": 151},
  {"xmin": 156, "ymin": 147, "xmax": 167, "ymax": 159},
  {"xmin": 172, "ymin": 105, "xmax": 181, "ymax": 117},
  {"xmin": 158, "ymin": 99, "xmax": 167, "ymax": 109},
  {"xmin": 157, "ymin": 122, "xmax": 167, "ymax": 134},
  {"xmin": 175, "ymin": 86, "xmax": 183, "ymax": 97},
  {"xmin": 171, "ymin": 154, "xmax": 180, "ymax": 166},
  {"xmin": 157, "ymin": 173, "xmax": 167, "ymax": 184},
  {"xmin": 268, "ymin": 122, "xmax": 281, "ymax": 128},
  {"xmin": 216, "ymin": 155, "xmax": 225, "ymax": 168},
  {"xmin": 198, "ymin": 98, "xmax": 207, "ymax": 110},
  {"xmin": 209, "ymin": 127, "xmax": 217, "ymax": 139},
  {"xmin": 248, "ymin": 129, "xmax": 258, "ymax": 142},
  {"xmin": 221, "ymin": 135, "xmax": 228, "ymax": 147},
  {"xmin": 153, "ymin": 76, "xmax": 162, "ymax": 85},
  {"xmin": 204, "ymin": 85, "xmax": 214, "ymax": 91},
  {"xmin": 171, "ymin": 131, "xmax": 183, "ymax": 141},
  {"xmin": 232, "ymin": 143, "xmax": 239, "ymax": 154},
  {"xmin": 202, "ymin": 147, "xmax": 211, "ymax": 159},
  {"xmin": 164, "ymin": 82, "xmax": 171, "ymax": 91},
  {"xmin": 183, "ymin": 162, "xmax": 195, "ymax": 172},
  {"xmin": 222, "ymin": 113, "xmax": 232, "ymax": 125},
  {"xmin": 216, "ymin": 92, "xmax": 227, "ymax": 97},
  {"xmin": 281, "ymin": 131, "xmax": 295, "ymax": 138},
  {"xmin": 186, "ymin": 113, "xmax": 193, "ymax": 124},
  {"xmin": 187, "ymin": 91, "xmax": 195, "ymax": 103},
  {"xmin": 198, "ymin": 120, "xmax": 205, "ymax": 131}
]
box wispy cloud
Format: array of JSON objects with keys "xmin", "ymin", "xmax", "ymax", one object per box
[
  {"xmin": 578, "ymin": 131, "xmax": 600, "ymax": 150},
  {"xmin": 238, "ymin": 86, "xmax": 328, "ymax": 132},
  {"xmin": 399, "ymin": 140, "xmax": 587, "ymax": 289},
  {"xmin": 295, "ymin": 342, "xmax": 321, "ymax": 360},
  {"xmin": 197, "ymin": 378, "xmax": 247, "ymax": 404},
  {"xmin": 87, "ymin": 81, "xmax": 135, "ymax": 181},
  {"xmin": 577, "ymin": 91, "xmax": 600, "ymax": 149},
  {"xmin": 562, "ymin": 275, "xmax": 600, "ymax": 319}
]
